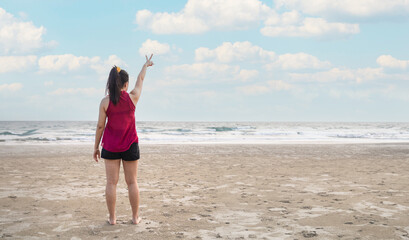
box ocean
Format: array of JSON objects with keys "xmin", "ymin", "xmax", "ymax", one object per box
[{"xmin": 0, "ymin": 121, "xmax": 409, "ymax": 144}]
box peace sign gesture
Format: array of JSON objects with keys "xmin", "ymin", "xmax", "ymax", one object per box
[{"xmin": 145, "ymin": 54, "xmax": 154, "ymax": 67}]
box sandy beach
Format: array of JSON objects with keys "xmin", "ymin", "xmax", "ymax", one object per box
[{"xmin": 0, "ymin": 143, "xmax": 409, "ymax": 239}]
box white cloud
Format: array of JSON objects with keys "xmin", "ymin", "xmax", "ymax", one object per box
[
  {"xmin": 261, "ymin": 15, "xmax": 359, "ymax": 38},
  {"xmin": 135, "ymin": 0, "xmax": 271, "ymax": 34},
  {"xmin": 38, "ymin": 54, "xmax": 100, "ymax": 72},
  {"xmin": 237, "ymin": 80, "xmax": 293, "ymax": 95},
  {"xmin": 381, "ymin": 85, "xmax": 409, "ymax": 101},
  {"xmin": 165, "ymin": 62, "xmax": 240, "ymax": 80},
  {"xmin": 38, "ymin": 54, "xmax": 126, "ymax": 79},
  {"xmin": 0, "ymin": 56, "xmax": 37, "ymax": 73},
  {"xmin": 49, "ymin": 87, "xmax": 104, "ymax": 96},
  {"xmin": 155, "ymin": 78, "xmax": 197, "ymax": 87},
  {"xmin": 0, "ymin": 8, "xmax": 53, "ymax": 54},
  {"xmin": 139, "ymin": 39, "xmax": 170, "ymax": 56},
  {"xmin": 165, "ymin": 62, "xmax": 260, "ymax": 83},
  {"xmin": 264, "ymin": 10, "xmax": 301, "ymax": 26},
  {"xmin": 135, "ymin": 9, "xmax": 208, "ymax": 34},
  {"xmin": 135, "ymin": 0, "xmax": 362, "ymax": 39},
  {"xmin": 103, "ymin": 55, "xmax": 126, "ymax": 67},
  {"xmin": 274, "ymin": 0, "xmax": 409, "ymax": 19},
  {"xmin": 0, "ymin": 83, "xmax": 23, "ymax": 92},
  {"xmin": 290, "ymin": 67, "xmax": 384, "ymax": 83},
  {"xmin": 266, "ymin": 52, "xmax": 331, "ymax": 70},
  {"xmin": 238, "ymin": 69, "xmax": 259, "ymax": 82},
  {"xmin": 0, "ymin": 53, "xmax": 127, "ymax": 83},
  {"xmin": 329, "ymin": 85, "xmax": 409, "ymax": 101},
  {"xmin": 195, "ymin": 41, "xmax": 330, "ymax": 70},
  {"xmin": 237, "ymin": 84, "xmax": 270, "ymax": 95},
  {"xmin": 267, "ymin": 80, "xmax": 292, "ymax": 90},
  {"xmin": 377, "ymin": 55, "xmax": 409, "ymax": 69},
  {"xmin": 328, "ymin": 88, "xmax": 378, "ymax": 100},
  {"xmin": 195, "ymin": 41, "xmax": 275, "ymax": 63},
  {"xmin": 90, "ymin": 55, "xmax": 127, "ymax": 78}
]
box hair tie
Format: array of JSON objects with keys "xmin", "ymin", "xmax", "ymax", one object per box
[{"xmin": 116, "ymin": 66, "xmax": 121, "ymax": 73}]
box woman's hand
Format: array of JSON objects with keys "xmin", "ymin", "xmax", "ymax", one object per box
[
  {"xmin": 93, "ymin": 148, "xmax": 100, "ymax": 162},
  {"xmin": 145, "ymin": 54, "xmax": 154, "ymax": 67}
]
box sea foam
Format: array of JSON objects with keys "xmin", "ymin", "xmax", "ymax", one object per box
[{"xmin": 0, "ymin": 121, "xmax": 408, "ymax": 144}]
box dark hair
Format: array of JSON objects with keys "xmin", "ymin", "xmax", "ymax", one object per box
[{"xmin": 106, "ymin": 66, "xmax": 129, "ymax": 105}]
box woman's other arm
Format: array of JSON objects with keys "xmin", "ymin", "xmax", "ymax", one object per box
[
  {"xmin": 129, "ymin": 54, "xmax": 154, "ymax": 105},
  {"xmin": 93, "ymin": 97, "xmax": 108, "ymax": 162}
]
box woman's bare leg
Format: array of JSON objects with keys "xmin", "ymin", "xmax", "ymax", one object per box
[
  {"xmin": 104, "ymin": 159, "xmax": 121, "ymax": 225},
  {"xmin": 123, "ymin": 160, "xmax": 141, "ymax": 224}
]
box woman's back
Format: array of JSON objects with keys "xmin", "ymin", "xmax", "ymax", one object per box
[{"xmin": 102, "ymin": 91, "xmax": 138, "ymax": 152}]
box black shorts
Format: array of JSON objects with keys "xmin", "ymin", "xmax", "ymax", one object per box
[{"xmin": 101, "ymin": 142, "xmax": 140, "ymax": 161}]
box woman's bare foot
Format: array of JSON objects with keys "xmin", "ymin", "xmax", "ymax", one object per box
[
  {"xmin": 132, "ymin": 217, "xmax": 141, "ymax": 224},
  {"xmin": 108, "ymin": 216, "xmax": 116, "ymax": 225}
]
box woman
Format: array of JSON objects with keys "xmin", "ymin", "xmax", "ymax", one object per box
[{"xmin": 93, "ymin": 54, "xmax": 154, "ymax": 225}]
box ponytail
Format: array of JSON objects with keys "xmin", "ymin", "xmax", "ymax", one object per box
[{"xmin": 106, "ymin": 66, "xmax": 129, "ymax": 105}]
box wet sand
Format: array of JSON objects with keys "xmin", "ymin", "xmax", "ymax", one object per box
[{"xmin": 0, "ymin": 143, "xmax": 409, "ymax": 239}]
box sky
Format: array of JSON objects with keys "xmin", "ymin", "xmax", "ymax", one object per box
[{"xmin": 0, "ymin": 0, "xmax": 409, "ymax": 122}]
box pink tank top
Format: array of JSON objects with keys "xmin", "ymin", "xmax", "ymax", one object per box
[{"xmin": 101, "ymin": 91, "xmax": 138, "ymax": 152}]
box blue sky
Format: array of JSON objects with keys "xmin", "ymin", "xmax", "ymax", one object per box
[{"xmin": 1, "ymin": 0, "xmax": 409, "ymax": 121}]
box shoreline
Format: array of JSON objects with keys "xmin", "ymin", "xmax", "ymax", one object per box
[
  {"xmin": 2, "ymin": 122, "xmax": 409, "ymax": 147},
  {"xmin": 1, "ymin": 140, "xmax": 409, "ymax": 146}
]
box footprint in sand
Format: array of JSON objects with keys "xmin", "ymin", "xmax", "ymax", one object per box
[{"xmin": 302, "ymin": 230, "xmax": 318, "ymax": 238}]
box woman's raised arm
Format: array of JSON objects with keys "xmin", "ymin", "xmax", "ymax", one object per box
[{"xmin": 129, "ymin": 54, "xmax": 154, "ymax": 105}]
